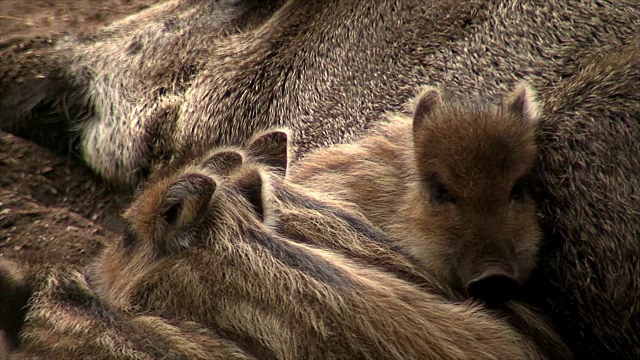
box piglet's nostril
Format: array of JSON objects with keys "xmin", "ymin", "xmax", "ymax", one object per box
[{"xmin": 465, "ymin": 266, "xmax": 520, "ymax": 303}]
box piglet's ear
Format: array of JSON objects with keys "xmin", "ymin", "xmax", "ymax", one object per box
[
  {"xmin": 246, "ymin": 129, "xmax": 291, "ymax": 177},
  {"xmin": 202, "ymin": 151, "xmax": 244, "ymax": 176},
  {"xmin": 233, "ymin": 168, "xmax": 267, "ymax": 222},
  {"xmin": 503, "ymin": 82, "xmax": 540, "ymax": 124},
  {"xmin": 412, "ymin": 86, "xmax": 442, "ymax": 131},
  {"xmin": 162, "ymin": 173, "xmax": 216, "ymax": 228}
]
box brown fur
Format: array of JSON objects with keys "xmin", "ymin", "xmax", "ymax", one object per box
[
  {"xmin": 87, "ymin": 135, "xmax": 570, "ymax": 359},
  {"xmin": 0, "ymin": 261, "xmax": 31, "ymax": 350},
  {"xmin": 523, "ymin": 40, "xmax": 640, "ymax": 359},
  {"xmin": 1, "ymin": 1, "xmax": 637, "ymax": 187},
  {"xmin": 252, "ymin": 129, "xmax": 571, "ymax": 359},
  {"xmin": 244, "ymin": 132, "xmax": 571, "ymax": 359},
  {"xmin": 290, "ymin": 85, "xmax": 542, "ymax": 302},
  {"xmin": 9, "ymin": 270, "xmax": 254, "ymax": 360},
  {"xmin": 292, "ymin": 40, "xmax": 640, "ymax": 358},
  {"xmin": 1, "ymin": 1, "xmax": 638, "ymax": 357}
]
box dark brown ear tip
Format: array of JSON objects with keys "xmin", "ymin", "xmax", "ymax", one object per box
[
  {"xmin": 175, "ymin": 172, "xmax": 217, "ymax": 195},
  {"xmin": 269, "ymin": 130, "xmax": 289, "ymax": 141},
  {"xmin": 416, "ymin": 87, "xmax": 441, "ymax": 107},
  {"xmin": 234, "ymin": 168, "xmax": 266, "ymax": 220},
  {"xmin": 246, "ymin": 128, "xmax": 291, "ymax": 174},
  {"xmin": 249, "ymin": 128, "xmax": 290, "ymax": 147},
  {"xmin": 203, "ymin": 150, "xmax": 244, "ymax": 175},
  {"xmin": 159, "ymin": 172, "xmax": 217, "ymax": 246},
  {"xmin": 163, "ymin": 173, "xmax": 217, "ymax": 219},
  {"xmin": 239, "ymin": 170, "xmax": 262, "ymax": 189},
  {"xmin": 419, "ymin": 87, "xmax": 440, "ymax": 99}
]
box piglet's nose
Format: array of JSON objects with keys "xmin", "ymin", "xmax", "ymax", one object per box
[{"xmin": 465, "ymin": 265, "xmax": 520, "ymax": 303}]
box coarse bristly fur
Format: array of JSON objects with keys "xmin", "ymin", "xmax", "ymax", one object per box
[
  {"xmin": 8, "ymin": 270, "xmax": 255, "ymax": 360},
  {"xmin": 1, "ymin": 1, "xmax": 638, "ymax": 358},
  {"xmin": 84, "ymin": 132, "xmax": 571, "ymax": 360},
  {"xmin": 239, "ymin": 131, "xmax": 571, "ymax": 360},
  {"xmin": 1, "ymin": 1, "xmax": 637, "ymax": 186},
  {"xmin": 290, "ymin": 84, "xmax": 542, "ymax": 304},
  {"xmin": 524, "ymin": 40, "xmax": 640, "ymax": 360},
  {"xmin": 293, "ymin": 40, "xmax": 640, "ymax": 358},
  {"xmin": 0, "ymin": 260, "xmax": 31, "ymax": 350}
]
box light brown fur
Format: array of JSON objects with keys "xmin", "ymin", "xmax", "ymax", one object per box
[
  {"xmin": 9, "ymin": 270, "xmax": 254, "ymax": 360},
  {"xmin": 86, "ymin": 133, "xmax": 569, "ymax": 359},
  {"xmin": 245, "ymin": 131, "xmax": 570, "ymax": 359},
  {"xmin": 290, "ymin": 85, "xmax": 542, "ymax": 302},
  {"xmin": 0, "ymin": 1, "xmax": 637, "ymax": 357}
]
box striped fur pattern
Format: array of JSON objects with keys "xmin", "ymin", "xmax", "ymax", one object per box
[
  {"xmin": 0, "ymin": 1, "xmax": 637, "ymax": 358},
  {"xmin": 10, "ymin": 270, "xmax": 254, "ymax": 360},
  {"xmin": 289, "ymin": 85, "xmax": 543, "ymax": 303},
  {"xmin": 86, "ymin": 133, "xmax": 570, "ymax": 359}
]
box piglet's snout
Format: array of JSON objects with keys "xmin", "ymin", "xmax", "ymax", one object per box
[{"xmin": 465, "ymin": 263, "xmax": 520, "ymax": 303}]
